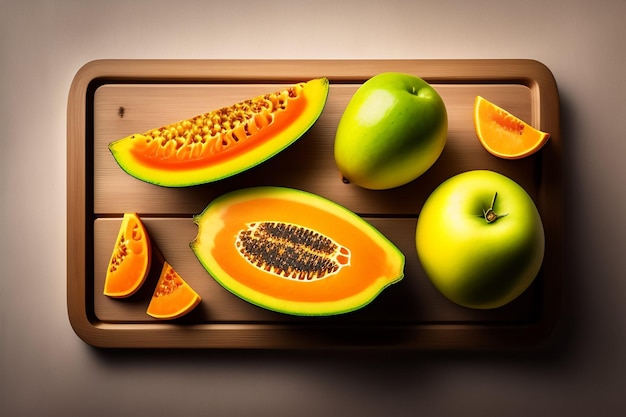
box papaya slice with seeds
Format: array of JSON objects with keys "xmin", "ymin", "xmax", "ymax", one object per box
[
  {"xmin": 103, "ymin": 213, "xmax": 151, "ymax": 298},
  {"xmin": 147, "ymin": 261, "xmax": 201, "ymax": 320},
  {"xmin": 109, "ymin": 78, "xmax": 329, "ymax": 187}
]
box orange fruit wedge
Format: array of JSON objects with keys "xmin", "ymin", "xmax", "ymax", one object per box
[
  {"xmin": 474, "ymin": 96, "xmax": 550, "ymax": 159},
  {"xmin": 147, "ymin": 262, "xmax": 201, "ymax": 319},
  {"xmin": 103, "ymin": 213, "xmax": 152, "ymax": 298}
]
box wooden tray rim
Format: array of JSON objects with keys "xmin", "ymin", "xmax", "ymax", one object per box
[{"xmin": 67, "ymin": 59, "xmax": 563, "ymax": 349}]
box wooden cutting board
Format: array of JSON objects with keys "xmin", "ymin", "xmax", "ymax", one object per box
[{"xmin": 67, "ymin": 59, "xmax": 562, "ymax": 349}]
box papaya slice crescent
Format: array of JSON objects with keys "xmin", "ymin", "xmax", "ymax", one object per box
[{"xmin": 109, "ymin": 78, "xmax": 329, "ymax": 187}]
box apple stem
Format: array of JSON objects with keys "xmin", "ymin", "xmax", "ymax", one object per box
[{"xmin": 483, "ymin": 192, "xmax": 508, "ymax": 223}]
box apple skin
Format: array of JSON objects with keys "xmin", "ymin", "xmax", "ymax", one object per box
[
  {"xmin": 415, "ymin": 170, "xmax": 545, "ymax": 309},
  {"xmin": 334, "ymin": 72, "xmax": 447, "ymax": 190}
]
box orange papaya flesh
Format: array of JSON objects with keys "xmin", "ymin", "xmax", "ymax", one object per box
[
  {"xmin": 190, "ymin": 187, "xmax": 405, "ymax": 316},
  {"xmin": 147, "ymin": 261, "xmax": 201, "ymax": 319},
  {"xmin": 103, "ymin": 213, "xmax": 152, "ymax": 298},
  {"xmin": 109, "ymin": 78, "xmax": 329, "ymax": 187}
]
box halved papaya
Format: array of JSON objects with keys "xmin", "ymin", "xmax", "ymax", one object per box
[
  {"xmin": 103, "ymin": 213, "xmax": 151, "ymax": 298},
  {"xmin": 147, "ymin": 261, "xmax": 201, "ymax": 319},
  {"xmin": 190, "ymin": 187, "xmax": 405, "ymax": 316},
  {"xmin": 109, "ymin": 78, "xmax": 329, "ymax": 187}
]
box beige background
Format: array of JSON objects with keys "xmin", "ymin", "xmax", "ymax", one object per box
[{"xmin": 1, "ymin": 0, "xmax": 624, "ymax": 416}]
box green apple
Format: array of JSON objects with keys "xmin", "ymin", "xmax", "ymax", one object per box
[
  {"xmin": 415, "ymin": 170, "xmax": 545, "ymax": 309},
  {"xmin": 334, "ymin": 72, "xmax": 448, "ymax": 190}
]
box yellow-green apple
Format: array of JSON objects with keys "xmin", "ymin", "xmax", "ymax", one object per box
[
  {"xmin": 334, "ymin": 72, "xmax": 447, "ymax": 190},
  {"xmin": 415, "ymin": 170, "xmax": 545, "ymax": 309}
]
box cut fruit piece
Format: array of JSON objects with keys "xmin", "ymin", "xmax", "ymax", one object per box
[
  {"xmin": 147, "ymin": 262, "xmax": 201, "ymax": 319},
  {"xmin": 103, "ymin": 213, "xmax": 151, "ymax": 298},
  {"xmin": 190, "ymin": 186, "xmax": 405, "ymax": 316},
  {"xmin": 109, "ymin": 77, "xmax": 329, "ymax": 187},
  {"xmin": 474, "ymin": 95, "xmax": 550, "ymax": 159}
]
